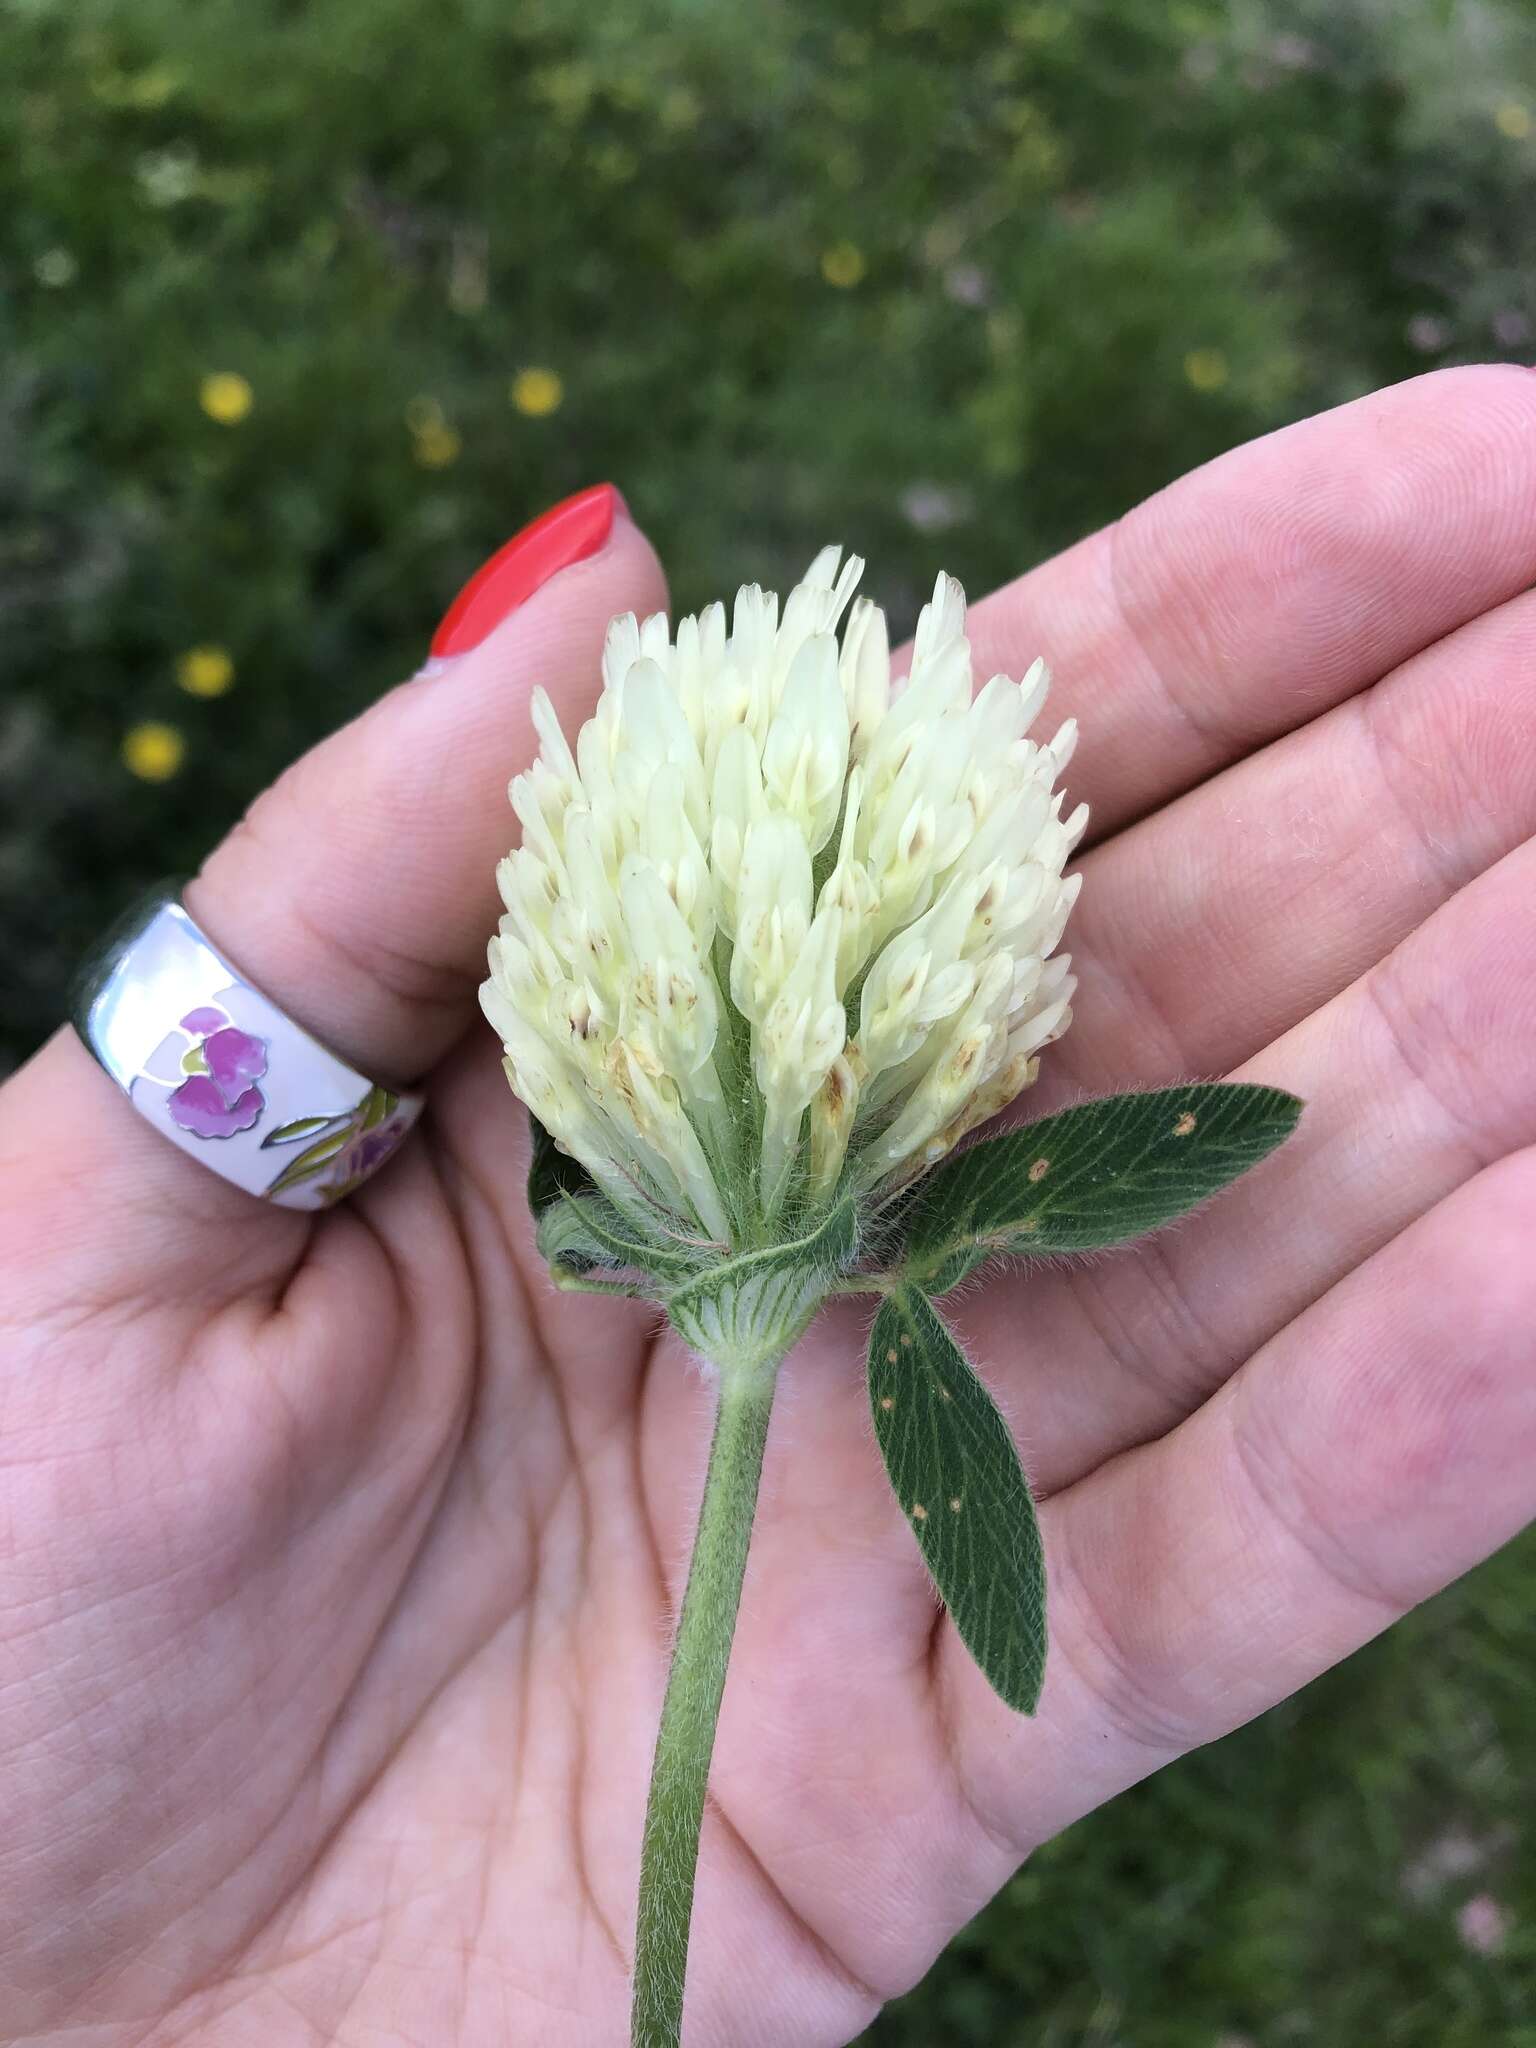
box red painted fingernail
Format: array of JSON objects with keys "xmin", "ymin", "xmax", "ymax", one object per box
[{"xmin": 430, "ymin": 483, "xmax": 622, "ymax": 658}]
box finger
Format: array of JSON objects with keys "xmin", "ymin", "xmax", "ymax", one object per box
[
  {"xmin": 945, "ymin": 1146, "xmax": 1536, "ymax": 1864},
  {"xmin": 0, "ymin": 487, "xmax": 666, "ymax": 1299},
  {"xmin": 1050, "ymin": 582, "xmax": 1536, "ymax": 1098},
  {"xmin": 190, "ymin": 484, "xmax": 662, "ymax": 1088},
  {"xmin": 936, "ymin": 365, "xmax": 1536, "ymax": 840},
  {"xmin": 952, "ymin": 831, "xmax": 1536, "ymax": 1497}
]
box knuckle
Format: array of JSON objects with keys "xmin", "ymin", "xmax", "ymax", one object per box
[{"xmin": 1048, "ymin": 1511, "xmax": 1210, "ymax": 1757}]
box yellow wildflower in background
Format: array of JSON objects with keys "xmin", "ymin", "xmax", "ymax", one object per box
[
  {"xmin": 414, "ymin": 421, "xmax": 462, "ymax": 468},
  {"xmin": 511, "ymin": 367, "xmax": 564, "ymax": 417},
  {"xmin": 405, "ymin": 396, "xmax": 463, "ymax": 468},
  {"xmin": 820, "ymin": 241, "xmax": 867, "ymax": 288},
  {"xmin": 122, "ymin": 721, "xmax": 185, "ymax": 782},
  {"xmin": 200, "ymin": 372, "xmax": 253, "ymax": 424},
  {"xmin": 1183, "ymin": 347, "xmax": 1229, "ymax": 393},
  {"xmin": 176, "ymin": 646, "xmax": 234, "ymax": 698},
  {"xmin": 1494, "ymin": 101, "xmax": 1532, "ymax": 140}
]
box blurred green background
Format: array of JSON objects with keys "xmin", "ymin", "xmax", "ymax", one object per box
[{"xmin": 3, "ymin": 0, "xmax": 1534, "ymax": 2038}]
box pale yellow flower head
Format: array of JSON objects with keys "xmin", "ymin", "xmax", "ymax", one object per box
[{"xmin": 481, "ymin": 549, "xmax": 1084, "ymax": 1244}]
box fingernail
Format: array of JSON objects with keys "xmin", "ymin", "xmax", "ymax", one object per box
[{"xmin": 429, "ymin": 482, "xmax": 623, "ymax": 659}]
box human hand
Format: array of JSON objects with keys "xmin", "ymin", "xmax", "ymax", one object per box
[{"xmin": 4, "ymin": 368, "xmax": 1535, "ymax": 2046}]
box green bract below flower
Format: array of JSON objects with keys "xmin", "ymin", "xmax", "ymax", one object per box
[
  {"xmin": 481, "ymin": 549, "xmax": 1302, "ymax": 2048},
  {"xmin": 481, "ymin": 546, "xmax": 1085, "ymax": 1247}
]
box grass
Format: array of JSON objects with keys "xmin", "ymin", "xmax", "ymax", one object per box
[
  {"xmin": 867, "ymin": 1532, "xmax": 1536, "ymax": 2043},
  {"xmin": 3, "ymin": 0, "xmax": 1534, "ymax": 2035}
]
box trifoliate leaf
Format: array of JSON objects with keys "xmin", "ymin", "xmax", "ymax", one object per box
[{"xmin": 869, "ymin": 1287, "xmax": 1046, "ymax": 1714}]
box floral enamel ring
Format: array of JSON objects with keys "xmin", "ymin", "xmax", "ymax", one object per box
[{"xmin": 73, "ymin": 886, "xmax": 424, "ymax": 1208}]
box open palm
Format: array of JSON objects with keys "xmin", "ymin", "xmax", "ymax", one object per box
[{"xmin": 4, "ymin": 368, "xmax": 1535, "ymax": 2047}]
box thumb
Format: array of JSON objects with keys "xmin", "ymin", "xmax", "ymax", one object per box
[
  {"xmin": 190, "ymin": 481, "xmax": 662, "ymax": 1087},
  {"xmin": 0, "ymin": 483, "xmax": 665, "ymax": 1291}
]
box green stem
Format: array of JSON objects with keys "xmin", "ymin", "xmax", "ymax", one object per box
[{"xmin": 631, "ymin": 1352, "xmax": 782, "ymax": 2047}]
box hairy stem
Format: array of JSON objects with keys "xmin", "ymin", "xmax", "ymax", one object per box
[{"xmin": 631, "ymin": 1352, "xmax": 782, "ymax": 2047}]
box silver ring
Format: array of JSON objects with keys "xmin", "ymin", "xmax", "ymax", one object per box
[{"xmin": 73, "ymin": 885, "xmax": 424, "ymax": 1210}]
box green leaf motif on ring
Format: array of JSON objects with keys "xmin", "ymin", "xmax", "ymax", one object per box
[
  {"xmin": 263, "ymin": 1126, "xmax": 354, "ymax": 1195},
  {"xmin": 261, "ymin": 1113, "xmax": 344, "ymax": 1149},
  {"xmin": 361, "ymin": 1085, "xmax": 398, "ymax": 1130}
]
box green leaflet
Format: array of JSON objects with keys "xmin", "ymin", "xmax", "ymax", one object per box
[
  {"xmin": 527, "ymin": 1113, "xmax": 713, "ymax": 1286},
  {"xmin": 869, "ymin": 1287, "xmax": 1046, "ymax": 1715},
  {"xmin": 667, "ymin": 1198, "xmax": 858, "ymax": 1370},
  {"xmin": 539, "ymin": 1192, "xmax": 704, "ymax": 1281},
  {"xmin": 533, "ymin": 1191, "xmax": 627, "ymax": 1275},
  {"xmin": 903, "ymin": 1082, "xmax": 1302, "ymax": 1289}
]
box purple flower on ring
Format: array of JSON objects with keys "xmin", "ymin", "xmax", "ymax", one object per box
[
  {"xmin": 166, "ymin": 1022, "xmax": 269, "ymax": 1140},
  {"xmin": 352, "ymin": 1127, "xmax": 402, "ymax": 1175},
  {"xmin": 321, "ymin": 1115, "xmax": 410, "ymax": 1197}
]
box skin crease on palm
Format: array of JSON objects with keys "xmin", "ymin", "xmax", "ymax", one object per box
[{"xmin": 3, "ymin": 367, "xmax": 1536, "ymax": 2048}]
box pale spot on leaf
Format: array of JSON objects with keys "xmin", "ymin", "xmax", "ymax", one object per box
[
  {"xmin": 880, "ymin": 1394, "xmax": 895, "ymax": 1411},
  {"xmin": 886, "ymin": 1346, "xmax": 899, "ymax": 1363},
  {"xmin": 1173, "ymin": 1111, "xmax": 1197, "ymax": 1137},
  {"xmin": 911, "ymin": 1502, "xmax": 928, "ymax": 1521},
  {"xmin": 948, "ymin": 1497, "xmax": 963, "ymax": 1513},
  {"xmin": 1028, "ymin": 1156, "xmax": 1049, "ymax": 1182}
]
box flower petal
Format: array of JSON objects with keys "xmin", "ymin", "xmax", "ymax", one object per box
[{"xmin": 166, "ymin": 1074, "xmax": 265, "ymax": 1139}]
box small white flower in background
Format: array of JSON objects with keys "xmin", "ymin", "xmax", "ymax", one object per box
[
  {"xmin": 1406, "ymin": 313, "xmax": 1450, "ymax": 354},
  {"xmin": 134, "ymin": 144, "xmax": 200, "ymax": 207},
  {"xmin": 942, "ymin": 262, "xmax": 992, "ymax": 308},
  {"xmin": 34, "ymin": 247, "xmax": 79, "ymax": 289},
  {"xmin": 899, "ymin": 482, "xmax": 974, "ymax": 534},
  {"xmin": 481, "ymin": 548, "xmax": 1085, "ymax": 1243},
  {"xmin": 1457, "ymin": 1893, "xmax": 1509, "ymax": 1957}
]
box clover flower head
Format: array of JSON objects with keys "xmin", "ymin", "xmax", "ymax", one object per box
[{"xmin": 481, "ymin": 548, "xmax": 1085, "ymax": 1246}]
